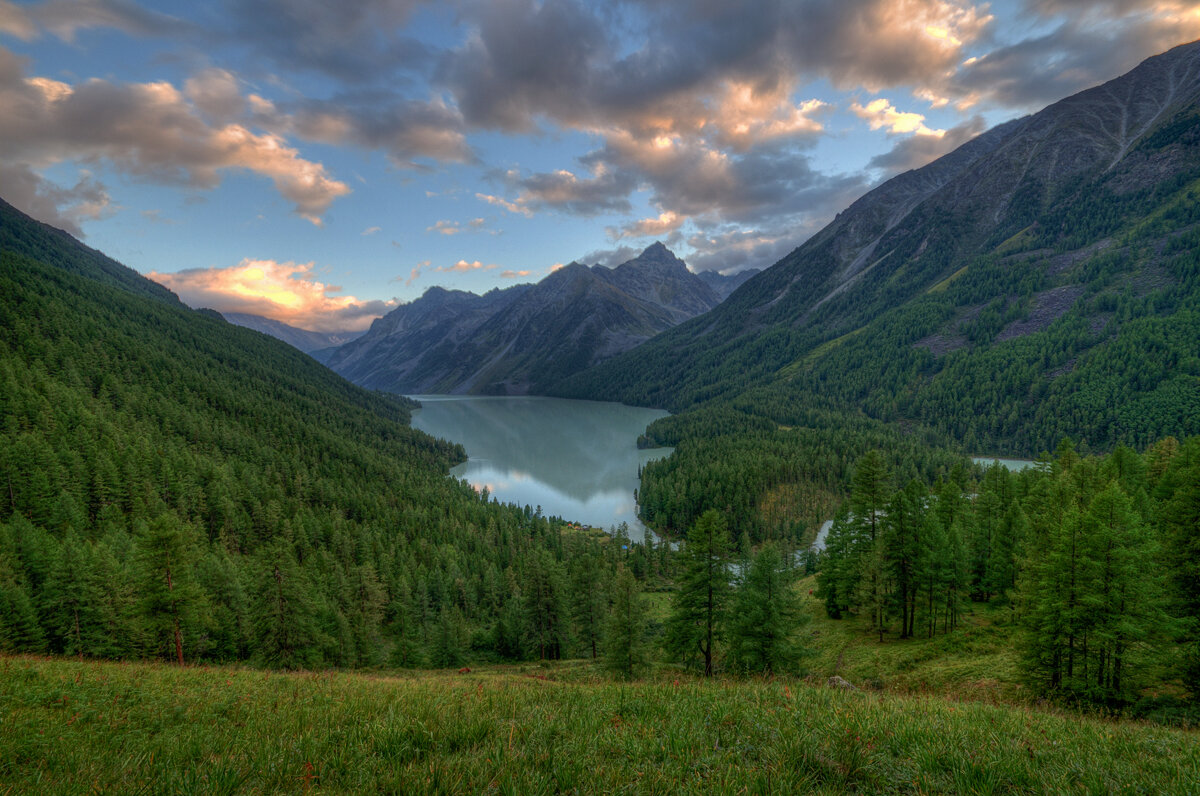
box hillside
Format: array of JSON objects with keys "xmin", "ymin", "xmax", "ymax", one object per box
[
  {"xmin": 557, "ymin": 40, "xmax": 1200, "ymax": 456},
  {"xmin": 219, "ymin": 312, "xmax": 365, "ymax": 354},
  {"xmin": 4, "ymin": 655, "xmax": 1198, "ymax": 794},
  {"xmin": 0, "ymin": 199, "xmax": 611, "ymax": 669},
  {"xmin": 327, "ymin": 242, "xmax": 721, "ymax": 394}
]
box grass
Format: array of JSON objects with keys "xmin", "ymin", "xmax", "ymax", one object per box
[
  {"xmin": 2, "ymin": 654, "xmax": 1198, "ymax": 794},
  {"xmin": 797, "ymin": 578, "xmax": 1024, "ymax": 703},
  {"xmin": 926, "ymin": 264, "xmax": 971, "ymax": 294}
]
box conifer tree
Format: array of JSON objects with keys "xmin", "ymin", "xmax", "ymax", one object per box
[
  {"xmin": 134, "ymin": 513, "xmax": 205, "ymax": 665},
  {"xmin": 604, "ymin": 565, "xmax": 648, "ymax": 680},
  {"xmin": 727, "ymin": 543, "xmax": 809, "ymax": 674},
  {"xmin": 252, "ymin": 540, "xmax": 322, "ymax": 669},
  {"xmin": 664, "ymin": 509, "xmax": 731, "ymax": 676}
]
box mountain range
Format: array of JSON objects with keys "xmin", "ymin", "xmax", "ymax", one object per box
[
  {"xmin": 326, "ymin": 242, "xmax": 724, "ymax": 394},
  {"xmin": 557, "ymin": 38, "xmax": 1200, "ymax": 455}
]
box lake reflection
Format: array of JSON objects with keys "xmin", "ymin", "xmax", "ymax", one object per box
[{"xmin": 409, "ymin": 396, "xmax": 670, "ymax": 540}]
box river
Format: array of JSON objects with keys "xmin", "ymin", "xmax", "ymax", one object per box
[{"xmin": 409, "ymin": 396, "xmax": 670, "ymax": 541}]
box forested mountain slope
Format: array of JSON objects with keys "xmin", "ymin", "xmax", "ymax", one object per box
[
  {"xmin": 557, "ymin": 40, "xmax": 1200, "ymax": 456},
  {"xmin": 327, "ymin": 242, "xmax": 721, "ymax": 395},
  {"xmin": 0, "ymin": 202, "xmax": 622, "ymax": 668}
]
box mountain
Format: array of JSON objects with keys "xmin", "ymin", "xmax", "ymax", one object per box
[
  {"xmin": 219, "ymin": 312, "xmax": 365, "ymax": 354},
  {"xmin": 697, "ymin": 268, "xmax": 761, "ymax": 299},
  {"xmin": 326, "ymin": 242, "xmax": 721, "ymax": 395},
  {"xmin": 557, "ymin": 39, "xmax": 1200, "ymax": 455}
]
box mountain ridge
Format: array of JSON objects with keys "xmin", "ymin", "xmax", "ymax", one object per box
[
  {"xmin": 326, "ymin": 243, "xmax": 721, "ymax": 395},
  {"xmin": 554, "ymin": 39, "xmax": 1200, "ymax": 455}
]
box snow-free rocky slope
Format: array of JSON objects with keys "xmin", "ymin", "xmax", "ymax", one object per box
[
  {"xmin": 326, "ymin": 243, "xmax": 721, "ymax": 395},
  {"xmin": 556, "ymin": 40, "xmax": 1200, "ymax": 452}
]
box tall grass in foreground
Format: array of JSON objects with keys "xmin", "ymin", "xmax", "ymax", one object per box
[{"xmin": 1, "ymin": 655, "xmax": 1197, "ymax": 794}]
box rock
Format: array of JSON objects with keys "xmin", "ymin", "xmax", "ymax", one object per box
[{"xmin": 827, "ymin": 675, "xmax": 857, "ymax": 690}]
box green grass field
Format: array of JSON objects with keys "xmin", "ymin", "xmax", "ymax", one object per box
[{"xmin": 2, "ymin": 654, "xmax": 1197, "ymax": 794}]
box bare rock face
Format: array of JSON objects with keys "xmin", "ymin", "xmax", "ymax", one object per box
[
  {"xmin": 827, "ymin": 676, "xmax": 857, "ymax": 690},
  {"xmin": 324, "ymin": 243, "xmax": 721, "ymax": 395}
]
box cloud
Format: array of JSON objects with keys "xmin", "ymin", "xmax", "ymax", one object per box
[
  {"xmin": 141, "ymin": 208, "xmax": 176, "ymax": 225},
  {"xmin": 684, "ymin": 220, "xmax": 828, "ymax": 275},
  {"xmin": 851, "ymin": 98, "xmax": 944, "ymax": 137},
  {"xmin": 607, "ymin": 210, "xmax": 684, "ymax": 241},
  {"xmin": 0, "ymin": 47, "xmax": 350, "ymax": 225},
  {"xmin": 404, "ymin": 257, "xmax": 500, "ymax": 286},
  {"xmin": 361, "ymin": 225, "xmax": 381, "ymax": 235},
  {"xmin": 0, "ymin": 1, "xmax": 36, "ymax": 39},
  {"xmin": 274, "ymin": 94, "xmax": 473, "ymax": 168},
  {"xmin": 500, "ymin": 269, "xmax": 532, "ymax": 279},
  {"xmin": 427, "ymin": 217, "xmax": 486, "ymax": 235},
  {"xmin": 495, "ymin": 165, "xmax": 636, "ymax": 217},
  {"xmin": 867, "ymin": 115, "xmax": 987, "ymax": 175},
  {"xmin": 476, "ymin": 192, "xmax": 533, "ymax": 217},
  {"xmin": 149, "ymin": 258, "xmax": 394, "ymax": 331},
  {"xmin": 400, "ymin": 259, "xmax": 431, "ymax": 286},
  {"xmin": 17, "ymin": 0, "xmax": 191, "ymax": 42},
  {"xmin": 0, "ymin": 162, "xmax": 114, "ymax": 236},
  {"xmin": 436, "ymin": 259, "xmax": 497, "ymax": 273},
  {"xmin": 945, "ymin": 9, "xmax": 1200, "ymax": 109},
  {"xmin": 222, "ymin": 0, "xmax": 432, "ymax": 84}
]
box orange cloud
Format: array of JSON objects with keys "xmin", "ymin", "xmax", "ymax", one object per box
[
  {"xmin": 0, "ymin": 51, "xmax": 350, "ymax": 225},
  {"xmin": 476, "ymin": 192, "xmax": 534, "ymax": 217},
  {"xmin": 851, "ymin": 98, "xmax": 945, "ymax": 137},
  {"xmin": 149, "ymin": 258, "xmax": 393, "ymax": 332},
  {"xmin": 609, "ymin": 210, "xmax": 684, "ymax": 241},
  {"xmin": 437, "ymin": 259, "xmax": 497, "ymax": 273},
  {"xmin": 427, "ymin": 217, "xmax": 486, "ymax": 235},
  {"xmin": 500, "ymin": 269, "xmax": 532, "ymax": 279},
  {"xmin": 708, "ymin": 81, "xmax": 828, "ymax": 150}
]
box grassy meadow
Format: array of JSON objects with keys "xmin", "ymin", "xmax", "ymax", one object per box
[{"xmin": 2, "ymin": 654, "xmax": 1198, "ymax": 795}]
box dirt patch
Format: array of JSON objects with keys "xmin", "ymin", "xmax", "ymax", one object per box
[
  {"xmin": 1048, "ymin": 239, "xmax": 1115, "ymax": 276},
  {"xmin": 995, "ymin": 285, "xmax": 1085, "ymax": 342},
  {"xmin": 914, "ymin": 332, "xmax": 969, "ymax": 356}
]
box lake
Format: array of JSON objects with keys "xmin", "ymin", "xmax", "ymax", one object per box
[
  {"xmin": 971, "ymin": 456, "xmax": 1038, "ymax": 471},
  {"xmin": 409, "ymin": 396, "xmax": 671, "ymax": 540}
]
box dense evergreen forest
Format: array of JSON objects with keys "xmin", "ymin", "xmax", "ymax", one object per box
[
  {"xmin": 818, "ymin": 440, "xmax": 1200, "ymax": 709},
  {"xmin": 0, "ymin": 204, "xmax": 668, "ymax": 671}
]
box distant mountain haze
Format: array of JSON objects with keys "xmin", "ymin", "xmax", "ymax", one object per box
[
  {"xmin": 325, "ymin": 242, "xmax": 725, "ymax": 395},
  {"xmin": 219, "ymin": 312, "xmax": 366, "ymax": 354}
]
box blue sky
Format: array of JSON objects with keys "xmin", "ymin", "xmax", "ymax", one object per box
[{"xmin": 2, "ymin": 0, "xmax": 1196, "ymax": 331}]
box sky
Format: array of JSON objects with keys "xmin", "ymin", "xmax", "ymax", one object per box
[{"xmin": 2, "ymin": 0, "xmax": 1197, "ymax": 332}]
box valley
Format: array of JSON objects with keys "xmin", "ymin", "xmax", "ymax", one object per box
[{"xmin": 2, "ymin": 22, "xmax": 1200, "ymax": 795}]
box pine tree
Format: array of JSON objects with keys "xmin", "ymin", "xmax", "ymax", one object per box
[
  {"xmin": 134, "ymin": 513, "xmax": 205, "ymax": 665},
  {"xmin": 664, "ymin": 509, "xmax": 731, "ymax": 676},
  {"xmin": 727, "ymin": 543, "xmax": 809, "ymax": 674},
  {"xmin": 1158, "ymin": 445, "xmax": 1200, "ymax": 696},
  {"xmin": 603, "ymin": 565, "xmax": 648, "ymax": 680},
  {"xmin": 252, "ymin": 540, "xmax": 323, "ymax": 669},
  {"xmin": 522, "ymin": 550, "xmax": 569, "ymax": 660}
]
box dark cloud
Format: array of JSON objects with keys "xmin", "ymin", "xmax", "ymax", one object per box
[
  {"xmin": 947, "ymin": 6, "xmax": 1200, "ymax": 108},
  {"xmin": 867, "ymin": 116, "xmax": 987, "ymax": 176},
  {"xmin": 574, "ymin": 243, "xmax": 645, "ymax": 268},
  {"xmin": 222, "ymin": 0, "xmax": 433, "ymax": 84},
  {"xmin": 685, "ymin": 217, "xmax": 830, "ymax": 274},
  {"xmin": 443, "ymin": 0, "xmax": 991, "ymax": 134},
  {"xmin": 274, "ymin": 93, "xmax": 474, "ymax": 167}
]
